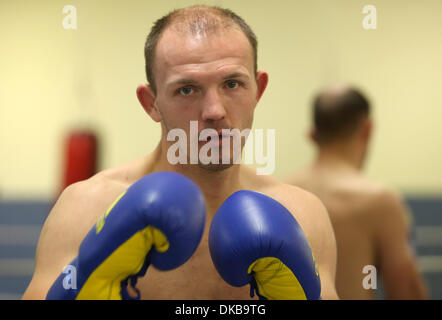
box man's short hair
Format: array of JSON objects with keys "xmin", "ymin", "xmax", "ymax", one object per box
[
  {"xmin": 144, "ymin": 5, "xmax": 258, "ymax": 94},
  {"xmin": 312, "ymin": 87, "xmax": 370, "ymax": 145}
]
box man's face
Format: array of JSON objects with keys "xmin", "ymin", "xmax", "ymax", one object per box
[{"xmin": 151, "ymin": 26, "xmax": 266, "ymax": 170}]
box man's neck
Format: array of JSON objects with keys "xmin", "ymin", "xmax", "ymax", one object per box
[
  {"xmin": 147, "ymin": 143, "xmax": 244, "ymax": 210},
  {"xmin": 314, "ymin": 143, "xmax": 364, "ymax": 172}
]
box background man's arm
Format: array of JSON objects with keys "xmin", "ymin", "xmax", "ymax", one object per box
[{"xmin": 375, "ymin": 189, "xmax": 428, "ymax": 299}]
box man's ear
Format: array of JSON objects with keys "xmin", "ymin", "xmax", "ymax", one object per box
[
  {"xmin": 136, "ymin": 84, "xmax": 162, "ymax": 122},
  {"xmin": 361, "ymin": 116, "xmax": 373, "ymax": 145},
  {"xmin": 308, "ymin": 128, "xmax": 318, "ymax": 145},
  {"xmin": 255, "ymin": 71, "xmax": 269, "ymax": 102}
]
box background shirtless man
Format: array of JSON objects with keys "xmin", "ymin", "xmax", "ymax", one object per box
[
  {"xmin": 286, "ymin": 84, "xmax": 428, "ymax": 299},
  {"xmin": 22, "ymin": 5, "xmax": 338, "ymax": 300}
]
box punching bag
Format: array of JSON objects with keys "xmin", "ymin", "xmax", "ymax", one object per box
[{"xmin": 62, "ymin": 130, "xmax": 98, "ymax": 191}]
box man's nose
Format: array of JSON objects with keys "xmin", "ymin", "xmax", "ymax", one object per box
[{"xmin": 201, "ymin": 88, "xmax": 226, "ymax": 122}]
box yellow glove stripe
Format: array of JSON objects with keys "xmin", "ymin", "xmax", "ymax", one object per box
[
  {"xmin": 248, "ymin": 257, "xmax": 307, "ymax": 300},
  {"xmin": 76, "ymin": 226, "xmax": 169, "ymax": 300},
  {"xmin": 95, "ymin": 192, "xmax": 126, "ymax": 234}
]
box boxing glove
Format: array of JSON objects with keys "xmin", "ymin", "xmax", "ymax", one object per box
[
  {"xmin": 209, "ymin": 190, "xmax": 321, "ymax": 300},
  {"xmin": 46, "ymin": 171, "xmax": 206, "ymax": 300}
]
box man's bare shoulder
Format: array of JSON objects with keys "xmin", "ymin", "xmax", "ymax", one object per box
[
  {"xmin": 246, "ymin": 172, "xmax": 331, "ymax": 234},
  {"xmin": 34, "ymin": 163, "xmax": 139, "ymax": 270},
  {"xmin": 95, "ymin": 154, "xmax": 151, "ymax": 185},
  {"xmin": 71, "ymin": 171, "xmax": 129, "ymax": 211},
  {"xmin": 59, "ymin": 164, "xmax": 133, "ymax": 211},
  {"xmin": 63, "ymin": 153, "xmax": 153, "ymax": 204},
  {"xmin": 38, "ymin": 157, "xmax": 149, "ymax": 256},
  {"xmin": 346, "ymin": 174, "xmax": 388, "ymax": 197},
  {"xmin": 365, "ymin": 184, "xmax": 411, "ymax": 227},
  {"xmin": 271, "ymin": 181, "xmax": 324, "ymax": 215},
  {"xmin": 269, "ymin": 181, "xmax": 332, "ymax": 235},
  {"xmin": 343, "ymin": 176, "xmax": 407, "ymax": 216},
  {"xmin": 284, "ymin": 166, "xmax": 312, "ymax": 186},
  {"xmin": 40, "ymin": 170, "xmax": 128, "ymax": 248},
  {"xmin": 333, "ymin": 175, "xmax": 411, "ymax": 233},
  {"xmin": 241, "ymin": 167, "xmax": 324, "ymax": 215},
  {"xmin": 288, "ymin": 166, "xmax": 398, "ymax": 209}
]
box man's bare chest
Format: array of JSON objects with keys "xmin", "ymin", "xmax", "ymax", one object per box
[{"xmin": 137, "ymin": 235, "xmax": 254, "ymax": 300}]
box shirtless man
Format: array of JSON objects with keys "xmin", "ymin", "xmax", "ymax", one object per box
[
  {"xmin": 286, "ymin": 84, "xmax": 428, "ymax": 299},
  {"xmin": 22, "ymin": 5, "xmax": 338, "ymax": 300}
]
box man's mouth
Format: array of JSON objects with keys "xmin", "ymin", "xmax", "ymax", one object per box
[{"xmin": 202, "ymin": 129, "xmax": 232, "ymax": 146}]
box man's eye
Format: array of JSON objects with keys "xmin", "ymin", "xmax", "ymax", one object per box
[
  {"xmin": 226, "ymin": 80, "xmax": 239, "ymax": 89},
  {"xmin": 179, "ymin": 87, "xmax": 194, "ymax": 96}
]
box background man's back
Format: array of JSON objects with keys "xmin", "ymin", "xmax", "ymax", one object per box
[{"xmin": 287, "ymin": 85, "xmax": 427, "ymax": 299}]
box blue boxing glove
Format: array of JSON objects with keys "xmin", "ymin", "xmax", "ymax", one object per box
[
  {"xmin": 209, "ymin": 190, "xmax": 321, "ymax": 300},
  {"xmin": 46, "ymin": 171, "xmax": 206, "ymax": 300}
]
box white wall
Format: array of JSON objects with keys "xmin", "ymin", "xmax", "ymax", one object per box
[{"xmin": 1, "ymin": 0, "xmax": 441, "ymax": 198}]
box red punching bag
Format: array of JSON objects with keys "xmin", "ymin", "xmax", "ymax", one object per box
[{"xmin": 62, "ymin": 130, "xmax": 99, "ymax": 191}]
